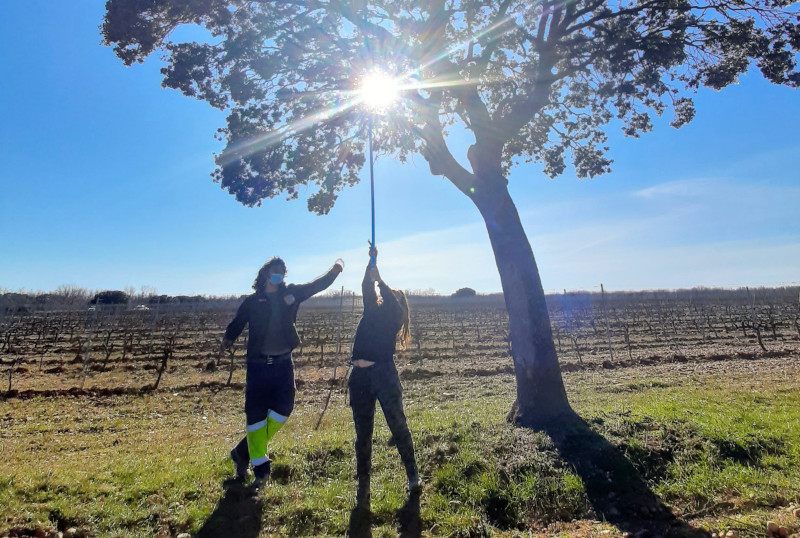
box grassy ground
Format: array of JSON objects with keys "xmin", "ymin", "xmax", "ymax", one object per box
[{"xmin": 1, "ymin": 357, "xmax": 799, "ymax": 537}]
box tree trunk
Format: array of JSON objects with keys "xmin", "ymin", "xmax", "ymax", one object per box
[{"xmin": 473, "ymin": 182, "xmax": 571, "ymax": 426}]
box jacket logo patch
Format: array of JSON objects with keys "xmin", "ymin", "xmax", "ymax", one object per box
[{"xmin": 284, "ymin": 294, "xmax": 296, "ymax": 305}]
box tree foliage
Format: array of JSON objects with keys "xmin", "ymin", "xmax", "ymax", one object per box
[
  {"xmin": 103, "ymin": 0, "xmax": 798, "ymax": 212},
  {"xmin": 90, "ymin": 290, "xmax": 129, "ymax": 305},
  {"xmin": 452, "ymin": 287, "xmax": 478, "ymax": 298}
]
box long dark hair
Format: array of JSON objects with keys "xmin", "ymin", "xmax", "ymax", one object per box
[{"xmin": 253, "ymin": 257, "xmax": 286, "ymax": 291}]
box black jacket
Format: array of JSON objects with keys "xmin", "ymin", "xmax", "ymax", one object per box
[
  {"xmin": 224, "ymin": 266, "xmax": 340, "ymax": 362},
  {"xmin": 351, "ymin": 264, "xmax": 403, "ymax": 365}
]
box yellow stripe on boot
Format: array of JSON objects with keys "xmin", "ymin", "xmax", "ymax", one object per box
[{"xmin": 246, "ymin": 419, "xmax": 269, "ymax": 466}]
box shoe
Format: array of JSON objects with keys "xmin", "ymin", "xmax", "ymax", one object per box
[
  {"xmin": 252, "ymin": 460, "xmax": 271, "ymax": 489},
  {"xmin": 230, "ymin": 448, "xmax": 250, "ymax": 480}
]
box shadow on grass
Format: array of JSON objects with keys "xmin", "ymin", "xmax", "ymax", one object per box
[
  {"xmin": 346, "ymin": 490, "xmax": 421, "ymax": 538},
  {"xmin": 533, "ymin": 410, "xmax": 710, "ymax": 538},
  {"xmin": 347, "ymin": 507, "xmax": 372, "ymax": 538},
  {"xmin": 195, "ymin": 479, "xmax": 263, "ymax": 538},
  {"xmin": 398, "ymin": 489, "xmax": 422, "ymax": 537}
]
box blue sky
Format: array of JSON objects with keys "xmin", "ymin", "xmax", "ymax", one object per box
[{"xmin": 1, "ymin": 2, "xmax": 798, "ymax": 297}]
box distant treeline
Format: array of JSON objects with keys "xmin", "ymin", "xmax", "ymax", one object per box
[
  {"xmin": 3, "ymin": 285, "xmax": 797, "ymax": 315},
  {"xmin": 0, "ymin": 290, "xmax": 245, "ymax": 314},
  {"xmin": 551, "ymin": 285, "xmax": 800, "ymax": 310}
]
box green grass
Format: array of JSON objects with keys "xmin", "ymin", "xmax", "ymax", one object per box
[
  {"xmin": 1, "ymin": 365, "xmax": 799, "ymax": 537},
  {"xmin": 572, "ymin": 373, "xmax": 800, "ymax": 515}
]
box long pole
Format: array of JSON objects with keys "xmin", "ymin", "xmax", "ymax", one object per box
[
  {"xmin": 368, "ymin": 114, "xmax": 376, "ymax": 265},
  {"xmin": 601, "ymin": 283, "xmax": 614, "ymax": 362}
]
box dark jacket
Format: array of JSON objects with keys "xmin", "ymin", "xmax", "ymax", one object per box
[
  {"xmin": 224, "ymin": 266, "xmax": 340, "ymax": 362},
  {"xmin": 351, "ymin": 264, "xmax": 403, "ymax": 365}
]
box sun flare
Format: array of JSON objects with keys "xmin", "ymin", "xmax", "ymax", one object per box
[{"xmin": 360, "ymin": 72, "xmax": 399, "ymax": 111}]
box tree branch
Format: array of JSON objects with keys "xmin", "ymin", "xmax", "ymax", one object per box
[
  {"xmin": 409, "ymin": 91, "xmax": 476, "ymax": 196},
  {"xmin": 331, "ymin": 0, "xmax": 407, "ymax": 52}
]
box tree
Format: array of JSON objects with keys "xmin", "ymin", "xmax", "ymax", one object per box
[
  {"xmin": 124, "ymin": 285, "xmax": 138, "ymax": 306},
  {"xmin": 90, "ymin": 290, "xmax": 129, "ymax": 305},
  {"xmin": 452, "ymin": 287, "xmax": 478, "ymax": 299},
  {"xmin": 54, "ymin": 284, "xmax": 91, "ymax": 307},
  {"xmin": 102, "ymin": 0, "xmax": 798, "ymax": 426}
]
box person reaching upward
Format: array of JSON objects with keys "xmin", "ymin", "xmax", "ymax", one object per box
[{"xmin": 348, "ymin": 245, "xmax": 419, "ymax": 511}]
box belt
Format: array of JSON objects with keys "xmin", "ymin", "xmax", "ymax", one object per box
[
  {"xmin": 351, "ymin": 359, "xmax": 375, "ymax": 368},
  {"xmin": 252, "ymin": 351, "xmax": 292, "ymax": 365}
]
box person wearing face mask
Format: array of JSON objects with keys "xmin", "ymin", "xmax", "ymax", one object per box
[
  {"xmin": 349, "ymin": 245, "xmax": 419, "ymax": 512},
  {"xmin": 220, "ymin": 256, "xmax": 344, "ymax": 488}
]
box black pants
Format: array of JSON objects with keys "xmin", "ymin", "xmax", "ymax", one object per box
[
  {"xmin": 232, "ymin": 356, "xmax": 295, "ymax": 471},
  {"xmin": 348, "ymin": 363, "xmax": 417, "ymax": 481}
]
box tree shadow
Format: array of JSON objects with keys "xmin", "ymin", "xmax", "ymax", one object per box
[
  {"xmin": 346, "ymin": 490, "xmax": 421, "ymax": 538},
  {"xmin": 531, "ymin": 410, "xmax": 710, "ymax": 538},
  {"xmin": 195, "ymin": 479, "xmax": 263, "ymax": 538}
]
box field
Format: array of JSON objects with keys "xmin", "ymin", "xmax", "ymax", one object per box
[{"xmin": 1, "ymin": 288, "xmax": 800, "ymax": 537}]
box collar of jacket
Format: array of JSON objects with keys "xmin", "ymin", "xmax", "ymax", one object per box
[{"xmin": 256, "ymin": 283, "xmax": 289, "ymax": 297}]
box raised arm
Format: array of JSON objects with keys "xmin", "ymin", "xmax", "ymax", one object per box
[
  {"xmin": 362, "ymin": 261, "xmax": 378, "ymax": 312},
  {"xmin": 362, "ymin": 245, "xmax": 381, "ymax": 312},
  {"xmin": 293, "ymin": 260, "xmax": 344, "ymax": 303}
]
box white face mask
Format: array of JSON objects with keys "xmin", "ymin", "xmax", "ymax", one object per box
[{"xmin": 269, "ymin": 273, "xmax": 284, "ymax": 286}]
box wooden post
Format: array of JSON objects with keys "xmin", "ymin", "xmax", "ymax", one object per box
[
  {"xmin": 563, "ymin": 289, "xmax": 583, "ymax": 366},
  {"xmin": 338, "ymin": 285, "xmax": 344, "ymax": 356},
  {"xmin": 601, "ymin": 284, "xmax": 614, "ymax": 362},
  {"xmin": 746, "ymin": 287, "xmax": 768, "ymax": 352},
  {"xmin": 226, "ymin": 346, "xmax": 235, "ymax": 385},
  {"xmin": 794, "ymin": 288, "xmax": 800, "ymax": 341},
  {"xmin": 80, "ymin": 306, "xmax": 99, "ymax": 390},
  {"xmin": 315, "ymin": 286, "xmax": 345, "ymax": 431}
]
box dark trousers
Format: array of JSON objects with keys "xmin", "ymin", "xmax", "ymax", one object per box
[
  {"xmin": 348, "ymin": 363, "xmax": 417, "ymax": 481},
  {"xmin": 232, "ymin": 357, "xmax": 295, "ymax": 471}
]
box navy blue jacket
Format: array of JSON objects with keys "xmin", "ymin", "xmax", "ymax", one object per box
[{"xmin": 224, "ymin": 266, "xmax": 340, "ymax": 362}]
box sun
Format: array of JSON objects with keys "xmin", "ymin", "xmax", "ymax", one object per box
[{"xmin": 360, "ymin": 71, "xmax": 399, "ymax": 111}]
